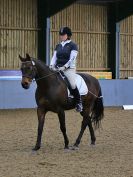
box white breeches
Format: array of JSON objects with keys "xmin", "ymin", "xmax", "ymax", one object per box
[{"xmin": 63, "ymin": 68, "xmax": 76, "ymax": 89}]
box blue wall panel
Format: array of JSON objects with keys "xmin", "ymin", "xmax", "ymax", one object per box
[
  {"xmin": 0, "ymin": 79, "xmax": 36, "ymax": 109},
  {"xmin": 99, "ymin": 80, "xmax": 133, "ymax": 106},
  {"xmin": 0, "ymin": 79, "xmax": 133, "ymax": 109}
]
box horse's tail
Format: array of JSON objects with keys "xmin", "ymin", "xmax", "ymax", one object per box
[{"xmin": 91, "ymin": 87, "xmax": 104, "ymax": 129}]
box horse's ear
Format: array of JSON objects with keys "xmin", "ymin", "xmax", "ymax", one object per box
[
  {"xmin": 26, "ymin": 53, "xmax": 31, "ymax": 61},
  {"xmin": 19, "ymin": 55, "xmax": 25, "ymax": 62}
]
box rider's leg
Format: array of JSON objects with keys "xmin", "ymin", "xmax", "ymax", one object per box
[
  {"xmin": 71, "ymin": 87, "xmax": 83, "ymax": 112},
  {"xmin": 63, "ymin": 68, "xmax": 83, "ymax": 112},
  {"xmin": 63, "ymin": 68, "xmax": 76, "ymax": 89}
]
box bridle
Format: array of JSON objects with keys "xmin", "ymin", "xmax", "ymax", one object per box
[
  {"xmin": 21, "ymin": 61, "xmax": 37, "ymax": 80},
  {"xmin": 21, "ymin": 60, "xmax": 58, "ymax": 82}
]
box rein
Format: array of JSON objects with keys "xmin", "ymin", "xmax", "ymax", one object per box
[
  {"xmin": 33, "ymin": 71, "xmax": 59, "ymax": 82},
  {"xmin": 21, "ymin": 60, "xmax": 103, "ymax": 99},
  {"xmin": 88, "ymin": 90, "xmax": 103, "ymax": 99},
  {"xmin": 34, "ymin": 69, "xmax": 103, "ymax": 99}
]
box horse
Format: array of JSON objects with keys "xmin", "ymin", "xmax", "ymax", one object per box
[{"xmin": 19, "ymin": 53, "xmax": 104, "ymax": 151}]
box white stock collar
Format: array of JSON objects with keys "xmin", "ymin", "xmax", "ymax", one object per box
[{"xmin": 61, "ymin": 40, "xmax": 71, "ymax": 47}]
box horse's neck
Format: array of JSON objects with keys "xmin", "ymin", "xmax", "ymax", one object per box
[
  {"xmin": 35, "ymin": 61, "xmax": 50, "ymax": 76},
  {"xmin": 35, "ymin": 60, "xmax": 55, "ymax": 88}
]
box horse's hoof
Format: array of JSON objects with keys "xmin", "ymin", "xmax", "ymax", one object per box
[
  {"xmin": 69, "ymin": 145, "xmax": 79, "ymax": 151},
  {"xmin": 64, "ymin": 146, "xmax": 69, "ymax": 150},
  {"xmin": 90, "ymin": 142, "xmax": 95, "ymax": 147},
  {"xmin": 91, "ymin": 141, "xmax": 95, "ymax": 145},
  {"xmin": 64, "ymin": 147, "xmax": 70, "ymax": 152},
  {"xmin": 32, "ymin": 146, "xmax": 40, "ymax": 151}
]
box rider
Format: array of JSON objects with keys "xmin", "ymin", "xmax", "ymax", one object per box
[{"xmin": 50, "ymin": 26, "xmax": 83, "ymax": 112}]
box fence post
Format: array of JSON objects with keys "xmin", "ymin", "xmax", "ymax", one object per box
[
  {"xmin": 115, "ymin": 22, "xmax": 120, "ymax": 79},
  {"xmin": 46, "ymin": 17, "xmax": 50, "ymax": 65}
]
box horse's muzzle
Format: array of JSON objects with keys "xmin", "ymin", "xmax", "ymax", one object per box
[
  {"xmin": 21, "ymin": 82, "xmax": 30, "ymax": 89},
  {"xmin": 21, "ymin": 77, "xmax": 32, "ymax": 89}
]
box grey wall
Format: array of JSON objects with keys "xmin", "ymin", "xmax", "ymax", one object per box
[{"xmin": 0, "ymin": 79, "xmax": 133, "ymax": 109}]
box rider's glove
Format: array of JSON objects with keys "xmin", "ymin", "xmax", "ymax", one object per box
[
  {"xmin": 49, "ymin": 65, "xmax": 57, "ymax": 71},
  {"xmin": 58, "ymin": 66, "xmax": 66, "ymax": 71}
]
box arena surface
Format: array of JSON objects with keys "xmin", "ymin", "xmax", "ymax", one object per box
[{"xmin": 0, "ymin": 108, "xmax": 132, "ymax": 177}]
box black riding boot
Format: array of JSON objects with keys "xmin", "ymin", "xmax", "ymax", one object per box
[{"xmin": 72, "ymin": 87, "xmax": 83, "ymax": 112}]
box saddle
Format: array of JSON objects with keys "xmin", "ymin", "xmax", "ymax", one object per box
[
  {"xmin": 58, "ymin": 71, "xmax": 88, "ymax": 97},
  {"xmin": 58, "ymin": 71, "xmax": 73, "ymax": 95}
]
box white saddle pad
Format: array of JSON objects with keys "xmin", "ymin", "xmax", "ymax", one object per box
[{"xmin": 68, "ymin": 74, "xmax": 88, "ymax": 97}]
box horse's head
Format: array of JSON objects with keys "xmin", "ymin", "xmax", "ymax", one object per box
[{"xmin": 19, "ymin": 53, "xmax": 36, "ymax": 89}]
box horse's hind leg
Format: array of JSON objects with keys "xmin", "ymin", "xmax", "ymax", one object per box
[
  {"xmin": 58, "ymin": 110, "xmax": 69, "ymax": 149},
  {"xmin": 33, "ymin": 107, "xmax": 46, "ymax": 151},
  {"xmin": 73, "ymin": 115, "xmax": 88, "ymax": 148},
  {"xmin": 73, "ymin": 114, "xmax": 96, "ymax": 148},
  {"xmin": 87, "ymin": 116, "xmax": 96, "ymax": 145}
]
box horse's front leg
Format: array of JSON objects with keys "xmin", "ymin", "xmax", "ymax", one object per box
[
  {"xmin": 33, "ymin": 107, "xmax": 47, "ymax": 151},
  {"xmin": 58, "ymin": 110, "xmax": 69, "ymax": 149}
]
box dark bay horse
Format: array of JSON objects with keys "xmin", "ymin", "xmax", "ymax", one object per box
[{"xmin": 19, "ymin": 53, "xmax": 104, "ymax": 151}]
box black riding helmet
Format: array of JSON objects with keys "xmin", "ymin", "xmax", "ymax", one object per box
[{"xmin": 59, "ymin": 27, "xmax": 72, "ymax": 37}]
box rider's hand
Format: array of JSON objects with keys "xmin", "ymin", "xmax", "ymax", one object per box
[
  {"xmin": 58, "ymin": 66, "xmax": 66, "ymax": 71},
  {"xmin": 49, "ymin": 65, "xmax": 57, "ymax": 71},
  {"xmin": 49, "ymin": 65, "xmax": 54, "ymax": 69}
]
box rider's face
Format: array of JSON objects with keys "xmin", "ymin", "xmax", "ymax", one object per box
[{"xmin": 60, "ymin": 34, "xmax": 68, "ymax": 41}]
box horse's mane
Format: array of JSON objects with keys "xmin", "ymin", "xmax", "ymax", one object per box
[{"xmin": 32, "ymin": 57, "xmax": 50, "ymax": 71}]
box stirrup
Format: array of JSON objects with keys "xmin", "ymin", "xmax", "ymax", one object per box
[{"xmin": 76, "ymin": 103, "xmax": 83, "ymax": 112}]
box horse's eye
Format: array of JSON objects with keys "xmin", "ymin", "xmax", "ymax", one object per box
[{"xmin": 27, "ymin": 67, "xmax": 31, "ymax": 70}]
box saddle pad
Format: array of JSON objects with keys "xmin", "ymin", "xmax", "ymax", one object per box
[{"xmin": 68, "ymin": 74, "xmax": 88, "ymax": 97}]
